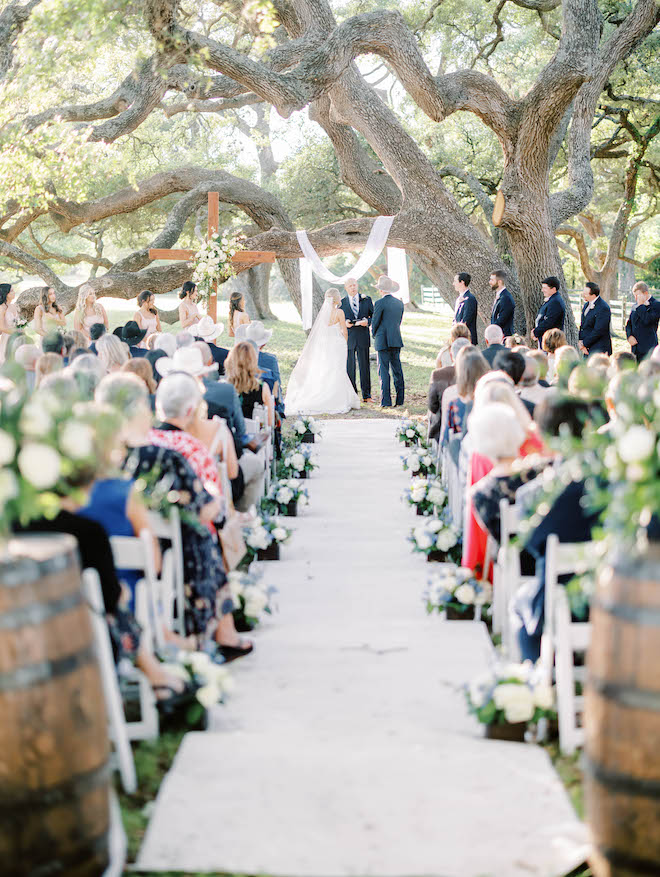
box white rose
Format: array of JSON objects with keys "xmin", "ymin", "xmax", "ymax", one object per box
[
  {"xmin": 295, "ymin": 421, "xmax": 306, "ymax": 434},
  {"xmin": 292, "ymin": 453, "xmax": 305, "ymax": 470},
  {"xmin": 454, "ymin": 583, "xmax": 476, "ymax": 605},
  {"xmin": 18, "ymin": 443, "xmax": 61, "ymax": 489},
  {"xmin": 271, "ymin": 526, "xmax": 288, "ymax": 542},
  {"xmin": 413, "ymin": 527, "xmax": 433, "ymax": 550},
  {"xmin": 196, "ymin": 683, "xmax": 221, "ymax": 709},
  {"xmin": 210, "ymin": 665, "xmax": 234, "ymax": 692},
  {"xmin": 532, "ymin": 683, "xmax": 554, "ymax": 711},
  {"xmin": 406, "ymin": 429, "xmax": 415, "ymax": 438},
  {"xmin": 20, "ymin": 402, "xmax": 53, "ymax": 437},
  {"xmin": 0, "ymin": 430, "xmax": 16, "ymax": 465},
  {"xmin": 626, "ymin": 463, "xmax": 646, "ymax": 482},
  {"xmin": 228, "ymin": 575, "xmax": 244, "ymax": 598},
  {"xmin": 500, "ymin": 662, "xmax": 530, "ymax": 682},
  {"xmin": 188, "ymin": 651, "xmax": 212, "ymax": 674},
  {"xmin": 276, "ymin": 487, "xmax": 293, "ymax": 505},
  {"xmin": 59, "ymin": 421, "xmax": 94, "ymax": 460},
  {"xmin": 427, "ymin": 487, "xmax": 446, "ymax": 506},
  {"xmin": 0, "ymin": 468, "xmax": 18, "ymax": 503},
  {"xmin": 618, "ymin": 425, "xmax": 656, "ymax": 463},
  {"xmin": 411, "ymin": 486, "xmax": 427, "ymax": 503},
  {"xmin": 422, "ymin": 455, "xmax": 432, "ymax": 466},
  {"xmin": 493, "ymin": 682, "xmax": 528, "ymax": 712},
  {"xmin": 436, "ymin": 529, "xmax": 458, "ymax": 551},
  {"xmin": 427, "ymin": 519, "xmax": 443, "ymax": 533},
  {"xmin": 407, "ymin": 453, "xmax": 420, "ymax": 472}
]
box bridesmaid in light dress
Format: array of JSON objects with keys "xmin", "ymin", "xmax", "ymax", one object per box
[
  {"xmin": 178, "ymin": 281, "xmax": 202, "ymax": 330},
  {"xmin": 228, "ymin": 291, "xmax": 250, "ymax": 341},
  {"xmin": 33, "ymin": 287, "xmax": 66, "ymax": 337},
  {"xmin": 133, "ymin": 290, "xmax": 161, "ymax": 349},
  {"xmin": 0, "ymin": 283, "xmax": 18, "ymax": 364},
  {"xmin": 73, "ymin": 285, "xmax": 109, "ymax": 342}
]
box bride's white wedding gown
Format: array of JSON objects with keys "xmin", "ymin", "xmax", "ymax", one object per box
[{"xmin": 285, "ymin": 301, "xmax": 360, "ymax": 416}]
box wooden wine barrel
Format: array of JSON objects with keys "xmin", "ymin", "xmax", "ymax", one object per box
[
  {"xmin": 0, "ymin": 534, "xmax": 110, "ymax": 877},
  {"xmin": 584, "ymin": 545, "xmax": 660, "ymax": 877}
]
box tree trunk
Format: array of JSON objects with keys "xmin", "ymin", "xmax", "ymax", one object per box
[
  {"xmin": 618, "ymin": 227, "xmax": 640, "ymax": 300},
  {"xmin": 239, "ymin": 263, "xmax": 276, "ymax": 320}
]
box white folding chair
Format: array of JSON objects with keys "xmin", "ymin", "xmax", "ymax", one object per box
[
  {"xmin": 147, "ymin": 507, "xmax": 186, "ymax": 637},
  {"xmin": 104, "ymin": 788, "xmax": 128, "ymax": 877},
  {"xmin": 542, "ymin": 535, "xmax": 595, "ymax": 755},
  {"xmin": 109, "ymin": 532, "xmax": 160, "ymax": 742},
  {"xmin": 82, "ymin": 569, "xmax": 137, "ymax": 794}
]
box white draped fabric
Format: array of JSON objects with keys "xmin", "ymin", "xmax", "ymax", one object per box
[
  {"xmin": 386, "ymin": 247, "xmax": 410, "ymax": 304},
  {"xmin": 297, "ymin": 216, "xmax": 395, "ymax": 329}
]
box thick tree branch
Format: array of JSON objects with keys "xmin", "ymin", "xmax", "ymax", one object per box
[{"xmin": 0, "ymin": 0, "xmax": 42, "ymax": 79}]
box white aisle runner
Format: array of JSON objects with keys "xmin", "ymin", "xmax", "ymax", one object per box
[{"xmin": 137, "ymin": 419, "xmax": 587, "ymax": 876}]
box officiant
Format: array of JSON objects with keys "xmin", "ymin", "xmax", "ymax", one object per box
[{"xmin": 340, "ymin": 277, "xmax": 374, "ymax": 403}]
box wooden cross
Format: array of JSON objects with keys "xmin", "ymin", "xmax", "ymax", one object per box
[{"xmin": 148, "ymin": 192, "xmax": 276, "ymax": 321}]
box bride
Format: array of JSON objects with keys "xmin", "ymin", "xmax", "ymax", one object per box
[{"xmin": 285, "ymin": 288, "xmax": 360, "ymax": 416}]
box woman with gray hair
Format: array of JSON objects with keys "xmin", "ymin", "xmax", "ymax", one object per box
[
  {"xmin": 68, "ymin": 352, "xmax": 107, "ymax": 399},
  {"xmin": 96, "ymin": 333, "xmax": 129, "ymax": 373}
]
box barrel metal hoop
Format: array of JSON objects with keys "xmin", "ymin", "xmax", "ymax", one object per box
[
  {"xmin": 0, "ymin": 591, "xmax": 82, "ymax": 631},
  {"xmin": 0, "ymin": 759, "xmax": 110, "ymax": 809},
  {"xmin": 594, "ymin": 598, "xmax": 660, "ymax": 626},
  {"xmin": 594, "ymin": 843, "xmax": 660, "ymax": 876},
  {"xmin": 589, "ymin": 675, "xmax": 660, "ymax": 712},
  {"xmin": 0, "ymin": 644, "xmax": 96, "ymax": 692},
  {"xmin": 0, "ymin": 545, "xmax": 79, "ymax": 587},
  {"xmin": 584, "ymin": 755, "xmax": 660, "ymax": 798},
  {"xmin": 25, "ymin": 830, "xmax": 110, "ymax": 877}
]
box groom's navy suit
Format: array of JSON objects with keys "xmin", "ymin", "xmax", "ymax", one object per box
[
  {"xmin": 372, "ymin": 293, "xmax": 405, "ymax": 407},
  {"xmin": 340, "ymin": 293, "xmax": 374, "ymax": 400}
]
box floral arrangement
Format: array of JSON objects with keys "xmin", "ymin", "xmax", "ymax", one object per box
[
  {"xmin": 565, "ymin": 570, "xmax": 597, "ymax": 620},
  {"xmin": 424, "ymin": 565, "xmax": 492, "ymax": 617},
  {"xmin": 292, "ymin": 416, "xmax": 321, "ymax": 439},
  {"xmin": 395, "ymin": 418, "xmax": 426, "ymax": 447},
  {"xmin": 227, "ymin": 569, "xmax": 277, "ymax": 629},
  {"xmin": 280, "ymin": 445, "xmax": 316, "ymax": 477},
  {"xmin": 409, "ymin": 514, "xmax": 461, "ymax": 560},
  {"xmin": 261, "ymin": 478, "xmax": 309, "ymax": 515},
  {"xmin": 0, "ymin": 382, "xmax": 120, "ymax": 538},
  {"xmin": 190, "ymin": 232, "xmax": 245, "ymax": 300},
  {"xmin": 243, "ymin": 513, "xmax": 292, "ymax": 556},
  {"xmin": 163, "ymin": 650, "xmax": 235, "ymax": 716},
  {"xmin": 466, "ymin": 661, "xmax": 555, "ymax": 728},
  {"xmin": 404, "ymin": 476, "xmax": 446, "ymax": 516},
  {"xmin": 402, "ymin": 448, "xmax": 436, "ymax": 478}
]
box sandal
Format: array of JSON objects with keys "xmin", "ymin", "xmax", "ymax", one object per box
[{"xmin": 218, "ymin": 641, "xmax": 254, "ymax": 663}]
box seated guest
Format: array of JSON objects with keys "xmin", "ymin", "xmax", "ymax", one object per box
[
  {"xmin": 587, "ymin": 352, "xmax": 610, "ymax": 370},
  {"xmin": 153, "ymin": 332, "xmax": 176, "ymax": 357},
  {"xmin": 88, "ymin": 322, "xmax": 106, "ymax": 355},
  {"xmin": 121, "ymin": 320, "xmax": 149, "ymax": 357},
  {"xmin": 144, "ymin": 348, "xmax": 167, "ymax": 384},
  {"xmin": 35, "ymin": 351, "xmax": 63, "ymax": 385},
  {"xmin": 14, "ymin": 344, "xmax": 40, "ymax": 390},
  {"xmin": 193, "ymin": 316, "xmax": 229, "ymax": 373},
  {"xmin": 518, "ymin": 356, "xmax": 549, "ymax": 408},
  {"xmin": 175, "ymin": 331, "xmax": 194, "ymax": 349},
  {"xmin": 482, "ymin": 324, "xmax": 506, "ymax": 368},
  {"xmin": 67, "ymin": 352, "xmax": 106, "ymax": 399},
  {"xmin": 541, "ymin": 327, "xmax": 566, "ymax": 382},
  {"xmin": 492, "ymin": 348, "xmax": 536, "ymax": 416},
  {"xmin": 527, "ymin": 349, "xmax": 550, "ymax": 387},
  {"xmin": 245, "ymin": 321, "xmax": 283, "ymax": 412},
  {"xmin": 235, "ymin": 324, "xmax": 276, "ymax": 393},
  {"xmin": 122, "ymin": 357, "xmax": 157, "ymax": 410},
  {"xmin": 42, "ymin": 329, "xmax": 66, "ymax": 357},
  {"xmin": 436, "ymin": 322, "xmax": 470, "ymax": 369},
  {"xmin": 225, "ymin": 340, "xmax": 274, "ymax": 427},
  {"xmin": 97, "ymin": 334, "xmax": 130, "ymax": 373},
  {"xmin": 433, "ymin": 337, "xmax": 471, "ymax": 442},
  {"xmin": 609, "ymin": 349, "xmax": 637, "ymax": 376},
  {"xmin": 63, "ymin": 330, "xmax": 88, "ymax": 361},
  {"xmin": 504, "ymin": 333, "xmax": 525, "ymax": 349},
  {"xmin": 440, "ymin": 346, "xmax": 489, "ymax": 448},
  {"xmin": 553, "ymin": 344, "xmax": 580, "ymax": 387}
]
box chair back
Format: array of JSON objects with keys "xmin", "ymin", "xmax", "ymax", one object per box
[
  {"xmin": 109, "ymin": 530, "xmax": 161, "ymax": 651},
  {"xmin": 146, "ymin": 507, "xmax": 186, "ymax": 637}
]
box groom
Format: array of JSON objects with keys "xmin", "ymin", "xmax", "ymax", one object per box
[
  {"xmin": 371, "ymin": 275, "xmax": 405, "ymax": 408},
  {"xmin": 340, "ymin": 277, "xmax": 374, "ymax": 402}
]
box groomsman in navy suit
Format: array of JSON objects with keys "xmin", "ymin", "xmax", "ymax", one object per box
[
  {"xmin": 578, "ymin": 281, "xmax": 612, "ymax": 356},
  {"xmin": 340, "ymin": 276, "xmax": 374, "ymax": 402},
  {"xmin": 532, "ymin": 276, "xmax": 566, "ymax": 348},
  {"xmin": 626, "ymin": 281, "xmax": 660, "ymax": 362},
  {"xmin": 453, "ymin": 272, "xmax": 477, "ymax": 345},
  {"xmin": 489, "ymin": 269, "xmax": 515, "ymax": 338}
]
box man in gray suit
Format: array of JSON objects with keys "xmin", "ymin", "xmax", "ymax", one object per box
[{"xmin": 371, "ymin": 275, "xmax": 405, "ymax": 408}]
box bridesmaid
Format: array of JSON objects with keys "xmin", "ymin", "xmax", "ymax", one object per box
[
  {"xmin": 228, "ymin": 291, "xmax": 249, "ymax": 339},
  {"xmin": 33, "ymin": 287, "xmax": 66, "ymax": 336},
  {"xmin": 0, "ymin": 283, "xmax": 18, "ymax": 364},
  {"xmin": 73, "ymin": 285, "xmax": 109, "ymax": 341},
  {"xmin": 133, "ymin": 290, "xmax": 161, "ymax": 348},
  {"xmin": 178, "ymin": 281, "xmax": 201, "ymax": 329}
]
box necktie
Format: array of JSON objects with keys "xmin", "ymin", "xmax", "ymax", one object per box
[{"xmin": 352, "ymin": 296, "xmax": 359, "ymax": 318}]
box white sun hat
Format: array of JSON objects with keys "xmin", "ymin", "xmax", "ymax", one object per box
[
  {"xmin": 194, "ymin": 315, "xmax": 225, "ymax": 341},
  {"xmin": 245, "ymin": 320, "xmax": 273, "ymax": 347},
  {"xmin": 156, "ymin": 346, "xmax": 219, "ymax": 378}
]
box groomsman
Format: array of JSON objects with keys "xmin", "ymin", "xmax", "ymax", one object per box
[
  {"xmin": 532, "ymin": 276, "xmax": 566, "ymax": 348},
  {"xmin": 626, "ymin": 280, "xmax": 660, "ymax": 362},
  {"xmin": 372, "ymin": 275, "xmax": 405, "ymax": 408},
  {"xmin": 453, "ymin": 272, "xmax": 477, "ymax": 345},
  {"xmin": 578, "ymin": 282, "xmax": 612, "ymax": 356},
  {"xmin": 340, "ymin": 277, "xmax": 374, "ymax": 402},
  {"xmin": 489, "ymin": 269, "xmax": 515, "ymax": 337}
]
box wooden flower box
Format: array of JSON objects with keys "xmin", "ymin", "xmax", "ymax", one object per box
[
  {"xmin": 486, "ymin": 722, "xmax": 527, "ymax": 742},
  {"xmin": 445, "ymin": 605, "xmax": 475, "ymax": 621},
  {"xmin": 301, "ymin": 430, "xmax": 315, "ymax": 443},
  {"xmin": 284, "ymin": 499, "xmax": 298, "ymax": 517},
  {"xmin": 256, "ymin": 542, "xmax": 280, "ymax": 561}
]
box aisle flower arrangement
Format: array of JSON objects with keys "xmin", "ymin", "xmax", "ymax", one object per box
[
  {"xmin": 243, "ymin": 513, "xmax": 292, "ymax": 561},
  {"xmin": 402, "ymin": 448, "xmax": 436, "ymax": 478},
  {"xmin": 465, "ymin": 661, "xmax": 555, "ymax": 741},
  {"xmin": 424, "ymin": 565, "xmax": 492, "ymax": 620},
  {"xmin": 395, "ymin": 418, "xmax": 426, "ymax": 448},
  {"xmin": 228, "ymin": 569, "xmax": 277, "ymax": 630},
  {"xmin": 292, "ymin": 416, "xmax": 321, "ymax": 443},
  {"xmin": 404, "ymin": 476, "xmax": 447, "ymax": 516},
  {"xmin": 261, "ymin": 478, "xmax": 309, "ymax": 517},
  {"xmin": 162, "ymin": 650, "xmax": 235, "ymax": 724},
  {"xmin": 280, "ymin": 446, "xmax": 316, "ymax": 479},
  {"xmin": 189, "ymin": 232, "xmax": 245, "ymax": 300},
  {"xmin": 409, "ymin": 514, "xmax": 461, "ymax": 562}
]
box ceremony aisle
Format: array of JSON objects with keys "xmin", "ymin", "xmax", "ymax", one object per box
[{"xmin": 137, "ymin": 420, "xmax": 586, "ymax": 877}]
